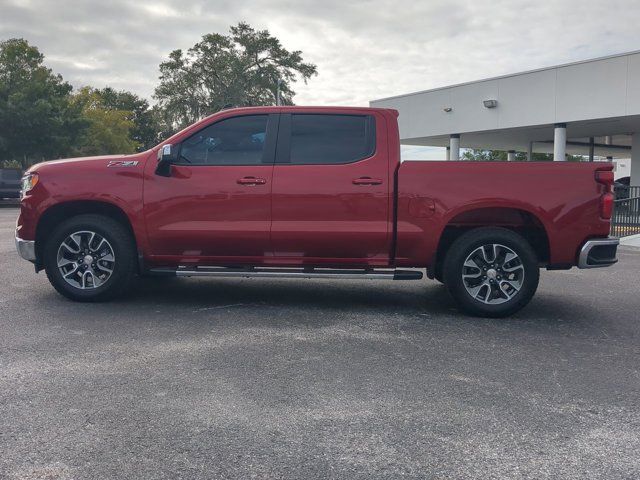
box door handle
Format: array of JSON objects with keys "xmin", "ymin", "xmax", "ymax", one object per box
[
  {"xmin": 352, "ymin": 177, "xmax": 383, "ymax": 186},
  {"xmin": 237, "ymin": 176, "xmax": 266, "ymax": 185}
]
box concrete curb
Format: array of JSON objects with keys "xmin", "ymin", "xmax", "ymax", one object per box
[{"xmin": 620, "ymin": 233, "xmax": 640, "ymax": 248}]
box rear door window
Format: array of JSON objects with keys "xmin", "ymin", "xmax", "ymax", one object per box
[{"xmin": 285, "ymin": 114, "xmax": 376, "ymax": 165}]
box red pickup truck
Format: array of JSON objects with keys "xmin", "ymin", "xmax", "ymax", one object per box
[{"xmin": 15, "ymin": 106, "xmax": 619, "ymax": 317}]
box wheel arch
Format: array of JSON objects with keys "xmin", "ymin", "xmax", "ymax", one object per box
[
  {"xmin": 431, "ymin": 206, "xmax": 550, "ymax": 279},
  {"xmin": 35, "ymin": 200, "xmax": 139, "ymax": 272}
]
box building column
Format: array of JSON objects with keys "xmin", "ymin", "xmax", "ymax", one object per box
[
  {"xmin": 507, "ymin": 150, "xmax": 516, "ymax": 162},
  {"xmin": 446, "ymin": 146, "xmax": 450, "ymax": 161},
  {"xmin": 527, "ymin": 142, "xmax": 533, "ymax": 161},
  {"xmin": 632, "ymin": 133, "xmax": 640, "ymax": 186},
  {"xmin": 449, "ymin": 134, "xmax": 460, "ymax": 161},
  {"xmin": 554, "ymin": 123, "xmax": 567, "ymax": 161}
]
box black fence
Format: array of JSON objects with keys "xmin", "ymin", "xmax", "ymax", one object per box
[{"xmin": 611, "ymin": 186, "xmax": 640, "ymax": 238}]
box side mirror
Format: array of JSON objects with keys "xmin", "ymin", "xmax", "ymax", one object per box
[{"xmin": 155, "ymin": 144, "xmax": 174, "ymax": 177}]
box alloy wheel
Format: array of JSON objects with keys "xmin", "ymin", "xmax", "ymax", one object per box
[
  {"xmin": 461, "ymin": 243, "xmax": 525, "ymax": 305},
  {"xmin": 56, "ymin": 230, "xmax": 116, "ymax": 289}
]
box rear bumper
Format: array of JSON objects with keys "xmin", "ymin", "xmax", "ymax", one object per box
[
  {"xmin": 577, "ymin": 237, "xmax": 619, "ymax": 269},
  {"xmin": 15, "ymin": 232, "xmax": 36, "ymax": 262}
]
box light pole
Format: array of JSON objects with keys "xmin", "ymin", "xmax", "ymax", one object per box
[{"xmin": 276, "ymin": 78, "xmax": 282, "ymax": 106}]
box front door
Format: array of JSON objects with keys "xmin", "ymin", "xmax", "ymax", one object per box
[
  {"xmin": 270, "ymin": 112, "xmax": 391, "ymax": 266},
  {"xmin": 143, "ymin": 114, "xmax": 278, "ymax": 263}
]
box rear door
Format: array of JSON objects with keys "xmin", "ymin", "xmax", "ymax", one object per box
[{"xmin": 270, "ymin": 112, "xmax": 391, "ymax": 266}]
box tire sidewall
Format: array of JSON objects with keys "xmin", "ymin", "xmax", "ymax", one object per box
[{"xmin": 443, "ymin": 228, "xmax": 539, "ymax": 317}]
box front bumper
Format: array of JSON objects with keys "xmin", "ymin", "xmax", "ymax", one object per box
[
  {"xmin": 578, "ymin": 237, "xmax": 619, "ymax": 269},
  {"xmin": 15, "ymin": 233, "xmax": 36, "ymax": 262}
]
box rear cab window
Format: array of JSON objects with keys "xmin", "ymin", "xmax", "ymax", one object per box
[{"xmin": 279, "ymin": 114, "xmax": 376, "ymax": 165}]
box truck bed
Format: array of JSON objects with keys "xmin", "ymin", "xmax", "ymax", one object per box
[{"xmin": 395, "ymin": 161, "xmax": 613, "ymax": 268}]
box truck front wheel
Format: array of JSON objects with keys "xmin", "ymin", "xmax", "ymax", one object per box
[
  {"xmin": 43, "ymin": 214, "xmax": 136, "ymax": 302},
  {"xmin": 442, "ymin": 227, "xmax": 539, "ymax": 317}
]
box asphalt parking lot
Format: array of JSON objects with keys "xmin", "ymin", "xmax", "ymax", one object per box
[{"xmin": 1, "ymin": 209, "xmax": 639, "ymax": 480}]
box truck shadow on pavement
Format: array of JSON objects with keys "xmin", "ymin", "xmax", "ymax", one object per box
[
  {"xmin": 116, "ymin": 276, "xmax": 600, "ymax": 328},
  {"xmin": 131, "ymin": 276, "xmax": 454, "ymax": 314}
]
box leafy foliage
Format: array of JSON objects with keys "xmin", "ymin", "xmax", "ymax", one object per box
[
  {"xmin": 154, "ymin": 22, "xmax": 318, "ymax": 129},
  {"xmin": 71, "ymin": 87, "xmax": 140, "ymax": 156},
  {"xmin": 0, "ymin": 38, "xmax": 85, "ymax": 168},
  {"xmin": 461, "ymin": 149, "xmax": 585, "ymax": 162},
  {"xmin": 96, "ymin": 87, "xmax": 160, "ymax": 150}
]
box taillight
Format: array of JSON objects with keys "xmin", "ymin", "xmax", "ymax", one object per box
[
  {"xmin": 600, "ymin": 192, "xmax": 614, "ymax": 219},
  {"xmin": 595, "ymin": 170, "xmax": 614, "ymax": 191},
  {"xmin": 595, "ymin": 169, "xmax": 614, "ymax": 219}
]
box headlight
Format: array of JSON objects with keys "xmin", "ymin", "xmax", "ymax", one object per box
[{"xmin": 20, "ymin": 173, "xmax": 39, "ymax": 198}]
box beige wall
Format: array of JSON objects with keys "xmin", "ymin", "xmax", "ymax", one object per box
[{"xmin": 371, "ymin": 52, "xmax": 640, "ymax": 141}]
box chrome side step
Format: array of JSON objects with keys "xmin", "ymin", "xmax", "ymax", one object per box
[{"xmin": 149, "ymin": 266, "xmax": 423, "ymax": 280}]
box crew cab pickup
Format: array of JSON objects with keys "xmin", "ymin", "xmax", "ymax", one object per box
[{"xmin": 15, "ymin": 106, "xmax": 619, "ymax": 316}]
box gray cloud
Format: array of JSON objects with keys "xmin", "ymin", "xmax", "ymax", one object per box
[{"xmin": 1, "ymin": 0, "xmax": 640, "ymax": 108}]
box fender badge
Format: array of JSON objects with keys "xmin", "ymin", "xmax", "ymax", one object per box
[{"xmin": 107, "ymin": 160, "xmax": 139, "ymax": 167}]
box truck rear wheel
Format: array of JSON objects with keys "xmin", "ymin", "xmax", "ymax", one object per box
[
  {"xmin": 43, "ymin": 214, "xmax": 136, "ymax": 302},
  {"xmin": 442, "ymin": 227, "xmax": 539, "ymax": 317}
]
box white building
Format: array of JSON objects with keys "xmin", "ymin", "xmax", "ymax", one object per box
[{"xmin": 370, "ymin": 51, "xmax": 640, "ymax": 184}]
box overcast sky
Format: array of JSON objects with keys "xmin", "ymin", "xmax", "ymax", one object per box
[{"xmin": 2, "ymin": 0, "xmax": 640, "ymax": 108}]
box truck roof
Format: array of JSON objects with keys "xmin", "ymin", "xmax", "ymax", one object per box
[{"xmin": 215, "ymin": 105, "xmax": 398, "ymax": 115}]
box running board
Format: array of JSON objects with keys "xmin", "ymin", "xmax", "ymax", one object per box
[{"xmin": 149, "ymin": 266, "xmax": 423, "ymax": 281}]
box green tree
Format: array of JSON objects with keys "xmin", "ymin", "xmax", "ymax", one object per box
[
  {"xmin": 461, "ymin": 150, "xmax": 513, "ymax": 161},
  {"xmin": 461, "ymin": 149, "xmax": 584, "ymax": 162},
  {"xmin": 154, "ymin": 22, "xmax": 318, "ymax": 130},
  {"xmin": 96, "ymin": 87, "xmax": 159, "ymax": 149},
  {"xmin": 0, "ymin": 38, "xmax": 85, "ymax": 168},
  {"xmin": 72, "ymin": 87, "xmax": 140, "ymax": 156},
  {"xmin": 149, "ymin": 104, "xmax": 178, "ymax": 144}
]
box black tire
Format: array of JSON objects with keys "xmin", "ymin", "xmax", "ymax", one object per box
[
  {"xmin": 433, "ymin": 266, "xmax": 444, "ymax": 284},
  {"xmin": 44, "ymin": 214, "xmax": 136, "ymax": 302},
  {"xmin": 442, "ymin": 227, "xmax": 539, "ymax": 318}
]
